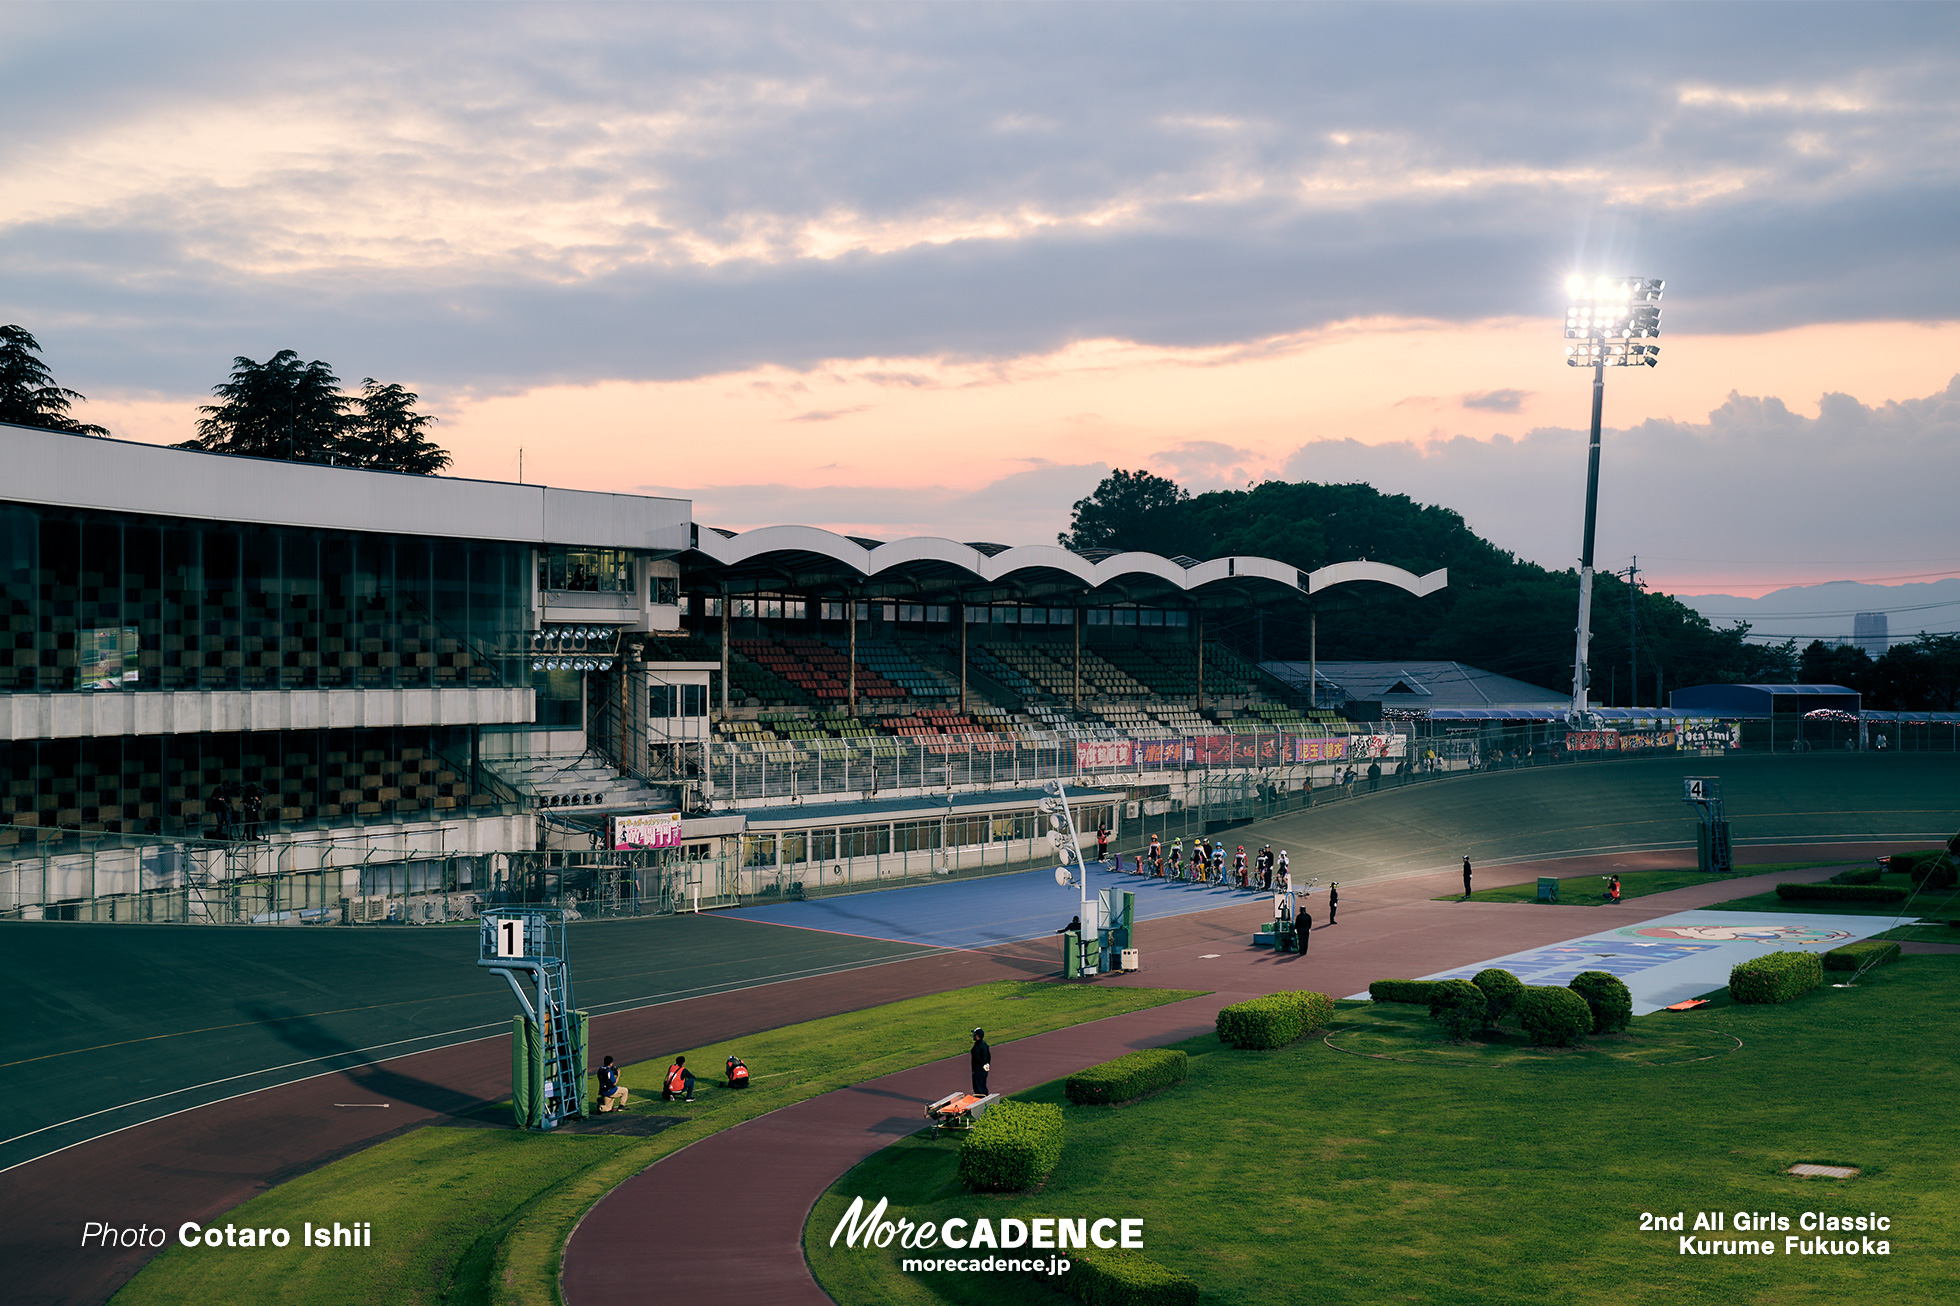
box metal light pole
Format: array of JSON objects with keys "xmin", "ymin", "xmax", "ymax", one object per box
[{"xmin": 1562, "ymin": 276, "xmax": 1663, "ymax": 722}]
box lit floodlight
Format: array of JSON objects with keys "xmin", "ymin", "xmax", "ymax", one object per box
[{"xmin": 1560, "ymin": 274, "xmax": 1666, "ymax": 719}]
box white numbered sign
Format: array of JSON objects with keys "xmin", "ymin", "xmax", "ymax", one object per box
[
  {"xmin": 1683, "ymin": 779, "xmax": 1707, "ymax": 802},
  {"xmin": 494, "ymin": 916, "xmax": 524, "ymax": 958}
]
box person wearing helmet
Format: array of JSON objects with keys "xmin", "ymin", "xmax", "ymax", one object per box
[
  {"xmin": 725, "ymin": 1055, "xmax": 750, "ymax": 1089},
  {"xmin": 1169, "ymin": 837, "xmax": 1183, "ymax": 880},
  {"xmin": 1234, "ymin": 845, "xmax": 1248, "ymax": 889},
  {"xmin": 970, "ymin": 1027, "xmax": 991, "ymax": 1095}
]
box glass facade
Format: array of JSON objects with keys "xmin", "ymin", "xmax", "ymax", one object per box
[
  {"xmin": 0, "ymin": 502, "xmax": 528, "ymax": 693},
  {"xmin": 0, "ymin": 725, "xmax": 507, "ymax": 851}
]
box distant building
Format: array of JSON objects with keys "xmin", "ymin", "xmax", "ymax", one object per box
[{"xmin": 1853, "ymin": 612, "xmax": 1888, "ymax": 659}]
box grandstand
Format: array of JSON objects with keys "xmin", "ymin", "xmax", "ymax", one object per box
[{"xmin": 3, "ymin": 422, "xmax": 1452, "ymax": 922}]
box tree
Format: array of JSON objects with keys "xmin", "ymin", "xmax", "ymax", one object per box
[
  {"xmin": 1058, "ymin": 469, "xmax": 1190, "ymax": 552},
  {"xmin": 0, "ymin": 324, "xmax": 110, "ymax": 436},
  {"xmin": 344, "ymin": 379, "xmax": 451, "ymax": 474},
  {"xmin": 179, "ymin": 350, "xmax": 352, "ymax": 463},
  {"xmin": 175, "ymin": 352, "xmax": 451, "ymax": 474}
]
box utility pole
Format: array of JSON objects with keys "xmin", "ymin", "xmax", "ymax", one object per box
[{"xmin": 1626, "ymin": 556, "xmax": 1639, "ymax": 710}]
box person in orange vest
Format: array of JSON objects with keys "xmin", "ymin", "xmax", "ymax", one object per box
[
  {"xmin": 663, "ymin": 1055, "xmax": 695, "ymax": 1102},
  {"xmin": 725, "ymin": 1055, "xmax": 750, "ymax": 1090},
  {"xmin": 1608, "ymin": 875, "xmax": 1621, "ymax": 905}
]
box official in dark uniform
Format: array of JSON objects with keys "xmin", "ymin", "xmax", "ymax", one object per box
[
  {"xmin": 1462, "ymin": 856, "xmax": 1474, "ymax": 899},
  {"xmin": 970, "ymin": 1027, "xmax": 991, "ymax": 1095},
  {"xmin": 1328, "ymin": 882, "xmax": 1339, "ymax": 924},
  {"xmin": 1294, "ymin": 905, "xmax": 1312, "ymax": 953}
]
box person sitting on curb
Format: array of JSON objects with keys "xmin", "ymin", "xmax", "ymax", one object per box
[
  {"xmin": 663, "ymin": 1055, "xmax": 696, "ymax": 1103},
  {"xmin": 594, "ymin": 1055, "xmax": 629, "ymax": 1113}
]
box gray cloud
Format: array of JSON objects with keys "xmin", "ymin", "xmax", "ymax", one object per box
[
  {"xmin": 636, "ymin": 459, "xmax": 1109, "ymax": 543},
  {"xmin": 2, "ymin": 4, "xmax": 1957, "ymax": 398},
  {"xmin": 1280, "ymin": 375, "xmax": 1960, "ymax": 588},
  {"xmin": 1461, "ymin": 389, "xmax": 1529, "ymax": 413}
]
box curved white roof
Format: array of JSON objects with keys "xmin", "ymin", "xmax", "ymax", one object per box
[{"xmin": 693, "ymin": 524, "xmax": 1445, "ymax": 599}]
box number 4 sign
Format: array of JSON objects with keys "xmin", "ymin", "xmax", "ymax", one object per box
[{"xmin": 1683, "ymin": 778, "xmax": 1708, "ymax": 803}]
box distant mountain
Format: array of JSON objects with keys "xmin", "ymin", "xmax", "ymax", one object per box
[{"xmin": 1677, "ymin": 578, "xmax": 1960, "ymax": 647}]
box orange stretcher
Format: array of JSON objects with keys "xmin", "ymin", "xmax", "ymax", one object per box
[
  {"xmin": 1663, "ymin": 999, "xmax": 1711, "ymax": 1011},
  {"xmin": 924, "ymin": 1091, "xmax": 1001, "ymax": 1131}
]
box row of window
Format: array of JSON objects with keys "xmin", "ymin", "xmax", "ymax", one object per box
[{"xmin": 738, "ymin": 804, "xmax": 1115, "ymax": 866}]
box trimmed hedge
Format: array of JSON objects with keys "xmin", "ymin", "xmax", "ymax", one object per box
[
  {"xmin": 1774, "ymin": 883, "xmax": 1909, "ymax": 903},
  {"xmin": 1214, "ymin": 991, "xmax": 1334, "ymax": 1050},
  {"xmin": 1822, "ymin": 939, "xmax": 1902, "ymax": 972},
  {"xmin": 1472, "ymin": 968, "xmax": 1524, "ymax": 1024},
  {"xmin": 1427, "ymin": 979, "xmax": 1487, "ymax": 1041},
  {"xmin": 1894, "ymin": 849, "xmax": 1958, "ymax": 889},
  {"xmin": 1831, "ymin": 866, "xmax": 1882, "ymax": 885},
  {"xmin": 1047, "ymin": 1249, "xmax": 1200, "ymax": 1306},
  {"xmin": 1369, "ymin": 979, "xmax": 1445, "ymax": 1005},
  {"xmin": 1517, "ymin": 985, "xmax": 1592, "ymax": 1047},
  {"xmin": 1568, "ymin": 971, "xmax": 1633, "ymax": 1035},
  {"xmin": 958, "ymin": 1100, "xmax": 1064, "ymax": 1192},
  {"xmin": 1065, "ymin": 1048, "xmax": 1189, "ymax": 1105},
  {"xmin": 1729, "ymin": 950, "xmax": 1824, "ymax": 1004}
]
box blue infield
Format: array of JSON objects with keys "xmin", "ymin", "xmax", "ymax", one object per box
[
  {"xmin": 1348, "ymin": 909, "xmax": 1894, "ymax": 1014},
  {"xmin": 726, "ymin": 862, "xmax": 1280, "ymax": 949}
]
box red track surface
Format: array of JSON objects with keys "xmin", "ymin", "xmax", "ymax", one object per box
[{"xmin": 3, "ymin": 841, "xmax": 1928, "ymax": 1306}]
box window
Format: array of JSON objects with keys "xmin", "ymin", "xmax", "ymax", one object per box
[
  {"xmin": 946, "ymin": 814, "xmax": 992, "ymax": 847},
  {"xmin": 680, "ymin": 683, "xmax": 707, "ymax": 716},
  {"xmin": 810, "ymin": 829, "xmax": 838, "ymax": 861},
  {"xmin": 990, "ymin": 809, "xmax": 1036, "ymax": 842},
  {"xmin": 995, "ymin": 607, "xmax": 1018, "ymax": 624},
  {"xmin": 760, "ymin": 598, "xmax": 782, "ymax": 619},
  {"xmin": 781, "ymin": 832, "xmax": 808, "ymax": 864},
  {"xmin": 1021, "ymin": 607, "xmax": 1047, "ymax": 625},
  {"xmin": 966, "ymin": 607, "xmax": 989, "ymax": 624},
  {"xmin": 881, "ymin": 604, "xmax": 896, "ymax": 623},
  {"xmin": 701, "ymin": 596, "xmax": 721, "ymax": 617},
  {"xmin": 1114, "ymin": 609, "xmax": 1137, "ymax": 626},
  {"xmin": 1087, "ymin": 609, "xmax": 1110, "ymax": 626},
  {"xmin": 653, "ymin": 576, "xmax": 679, "ymax": 606},
  {"xmin": 928, "ymin": 605, "xmax": 950, "ymax": 623},
  {"xmin": 1140, "ymin": 609, "xmax": 1164, "ymax": 627},
  {"xmin": 1165, "ymin": 609, "xmax": 1189, "ymax": 627},
  {"xmin": 541, "ymin": 547, "xmax": 633, "ymax": 592},
  {"xmin": 649, "ymin": 683, "xmax": 677, "ymax": 718},
  {"xmin": 893, "ymin": 819, "xmax": 943, "ymax": 852},
  {"xmin": 732, "ymin": 598, "xmax": 755, "ymax": 618},
  {"xmin": 1051, "ymin": 609, "xmax": 1074, "ymax": 626},
  {"xmin": 838, "ymin": 823, "xmax": 891, "ymax": 859},
  {"xmin": 741, "ymin": 834, "xmax": 778, "ymax": 867}
]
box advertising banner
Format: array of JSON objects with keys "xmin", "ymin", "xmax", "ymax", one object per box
[
  {"xmin": 1074, "ymin": 740, "xmax": 1136, "ymax": 769},
  {"xmin": 1350, "ymin": 734, "xmax": 1403, "ymax": 759},
  {"xmin": 1289, "ymin": 736, "xmax": 1349, "ymax": 763},
  {"xmin": 1566, "ymin": 730, "xmax": 1620, "ymax": 752},
  {"xmin": 1619, "ymin": 730, "xmax": 1676, "ymax": 751},
  {"xmin": 1136, "ymin": 739, "xmax": 1191, "ymax": 768},
  {"xmin": 1679, "ymin": 722, "xmax": 1743, "ymax": 750},
  {"xmin": 612, "ymin": 812, "xmax": 683, "ymax": 850},
  {"xmin": 1192, "ymin": 735, "xmax": 1234, "ymax": 766}
]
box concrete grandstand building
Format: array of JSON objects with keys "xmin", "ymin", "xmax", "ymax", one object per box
[{"xmin": 2, "ymin": 421, "xmax": 1450, "ymax": 923}]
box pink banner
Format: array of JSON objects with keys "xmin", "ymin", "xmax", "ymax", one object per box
[
  {"xmin": 1074, "ymin": 740, "xmax": 1136, "ymax": 769},
  {"xmin": 1289, "ymin": 736, "xmax": 1349, "ymax": 763}
]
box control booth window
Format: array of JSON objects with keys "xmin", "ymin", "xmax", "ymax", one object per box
[
  {"xmin": 652, "ymin": 575, "xmax": 679, "ymax": 606},
  {"xmin": 541, "ymin": 547, "xmax": 632, "ymax": 593}
]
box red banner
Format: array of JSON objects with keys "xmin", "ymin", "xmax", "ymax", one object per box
[{"xmin": 1565, "ymin": 730, "xmax": 1620, "ymax": 752}]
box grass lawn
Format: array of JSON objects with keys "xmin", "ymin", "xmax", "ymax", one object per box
[
  {"xmin": 1443, "ymin": 866, "xmax": 1740, "ymax": 905},
  {"xmin": 1872, "ymin": 921, "xmax": 1960, "ymax": 944},
  {"xmin": 808, "ymin": 957, "xmax": 1960, "ymax": 1306},
  {"xmin": 110, "ymin": 980, "xmax": 1199, "ymax": 1306},
  {"xmin": 1704, "ymin": 871, "xmax": 1960, "ymax": 917}
]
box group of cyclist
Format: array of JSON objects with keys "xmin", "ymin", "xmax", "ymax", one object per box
[{"xmin": 1125, "ymin": 833, "xmax": 1290, "ymax": 891}]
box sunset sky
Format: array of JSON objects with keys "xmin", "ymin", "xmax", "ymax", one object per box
[{"xmin": 5, "ymin": 2, "xmax": 1957, "ymax": 598}]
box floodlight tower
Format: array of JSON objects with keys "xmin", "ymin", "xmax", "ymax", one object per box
[{"xmin": 1562, "ymin": 275, "xmax": 1663, "ymax": 722}]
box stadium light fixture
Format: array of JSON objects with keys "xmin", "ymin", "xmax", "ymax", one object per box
[{"xmin": 1563, "ymin": 275, "xmax": 1663, "ymax": 722}]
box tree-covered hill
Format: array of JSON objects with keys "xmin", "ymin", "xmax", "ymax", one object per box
[{"xmin": 1060, "ymin": 470, "xmax": 1796, "ymax": 703}]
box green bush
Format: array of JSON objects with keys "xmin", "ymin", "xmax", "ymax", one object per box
[
  {"xmin": 1774, "ymin": 883, "xmax": 1909, "ymax": 903},
  {"xmin": 958, "ymin": 1101, "xmax": 1064, "ymax": 1192},
  {"xmin": 1472, "ymin": 968, "xmax": 1524, "ymax": 1024},
  {"xmin": 1567, "ymin": 971, "xmax": 1633, "ymax": 1034},
  {"xmin": 1894, "ymin": 850, "xmax": 1958, "ymax": 889},
  {"xmin": 1368, "ymin": 979, "xmax": 1444, "ymax": 1005},
  {"xmin": 1822, "ymin": 940, "xmax": 1902, "ymax": 972},
  {"xmin": 1729, "ymin": 950, "xmax": 1824, "ymax": 1004},
  {"xmin": 1427, "ymin": 979, "xmax": 1488, "ymax": 1041},
  {"xmin": 1517, "ymin": 985, "xmax": 1592, "ymax": 1047},
  {"xmin": 1065, "ymin": 1049, "xmax": 1189, "ymax": 1105},
  {"xmin": 1214, "ymin": 991, "xmax": 1334, "ymax": 1050},
  {"xmin": 1047, "ymin": 1248, "xmax": 1200, "ymax": 1306},
  {"xmin": 1831, "ymin": 866, "xmax": 1882, "ymax": 885}
]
